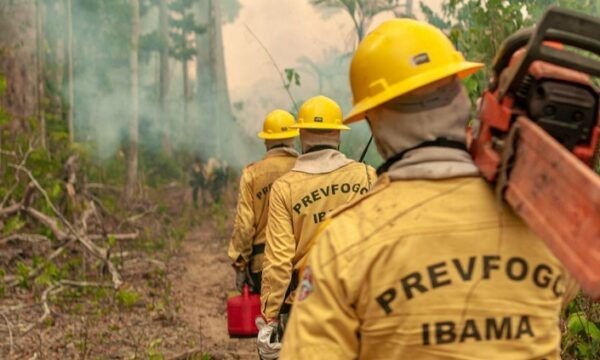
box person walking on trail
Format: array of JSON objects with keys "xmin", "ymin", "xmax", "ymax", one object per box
[
  {"xmin": 280, "ymin": 19, "xmax": 578, "ymax": 360},
  {"xmin": 227, "ymin": 110, "xmax": 299, "ymax": 294},
  {"xmin": 257, "ymin": 95, "xmax": 376, "ymax": 359}
]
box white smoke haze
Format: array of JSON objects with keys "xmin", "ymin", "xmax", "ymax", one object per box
[{"xmin": 45, "ymin": 0, "xmax": 443, "ymax": 170}]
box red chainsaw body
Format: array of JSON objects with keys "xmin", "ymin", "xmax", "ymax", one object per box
[
  {"xmin": 470, "ymin": 7, "xmax": 600, "ymax": 298},
  {"xmin": 227, "ymin": 284, "xmax": 261, "ymax": 337},
  {"xmin": 472, "ymin": 47, "xmax": 600, "ymax": 182},
  {"xmin": 504, "ymin": 117, "xmax": 600, "ymax": 297}
]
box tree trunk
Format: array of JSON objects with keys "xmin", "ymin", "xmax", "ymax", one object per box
[
  {"xmin": 66, "ymin": 0, "xmax": 74, "ymax": 143},
  {"xmin": 183, "ymin": 56, "xmax": 189, "ymax": 127},
  {"xmin": 0, "ymin": 2, "xmax": 37, "ymax": 119},
  {"xmin": 195, "ymin": 0, "xmax": 234, "ymax": 157},
  {"xmin": 125, "ymin": 0, "xmax": 140, "ymax": 201},
  {"xmin": 406, "ymin": 0, "xmax": 414, "ymax": 16},
  {"xmin": 36, "ymin": 0, "xmax": 46, "ymax": 149},
  {"xmin": 159, "ymin": 0, "xmax": 171, "ymax": 155}
]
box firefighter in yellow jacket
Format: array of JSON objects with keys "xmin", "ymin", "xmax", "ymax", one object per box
[
  {"xmin": 257, "ymin": 96, "xmax": 376, "ymax": 359},
  {"xmin": 280, "ymin": 19, "xmax": 578, "ymax": 359},
  {"xmin": 227, "ymin": 109, "xmax": 299, "ymax": 294}
]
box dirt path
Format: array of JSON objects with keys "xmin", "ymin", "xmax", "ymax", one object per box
[{"xmin": 171, "ymin": 220, "xmax": 257, "ymax": 359}]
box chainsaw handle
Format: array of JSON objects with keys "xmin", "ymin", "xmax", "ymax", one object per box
[
  {"xmin": 492, "ymin": 28, "xmax": 534, "ymax": 77},
  {"xmin": 498, "ymin": 7, "xmax": 600, "ymax": 97}
]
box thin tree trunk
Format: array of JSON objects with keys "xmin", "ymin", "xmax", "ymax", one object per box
[
  {"xmin": 195, "ymin": 0, "xmax": 212, "ymax": 156},
  {"xmin": 183, "ymin": 58, "xmax": 189, "ymax": 126},
  {"xmin": 182, "ymin": 22, "xmax": 190, "ymax": 127},
  {"xmin": 66, "ymin": 0, "xmax": 74, "ymax": 143},
  {"xmin": 211, "ymin": 0, "xmax": 229, "ymax": 158},
  {"xmin": 36, "ymin": 0, "xmax": 46, "ymax": 149},
  {"xmin": 195, "ymin": 0, "xmax": 234, "ymax": 157},
  {"xmin": 159, "ymin": 0, "xmax": 171, "ymax": 155},
  {"xmin": 125, "ymin": 0, "xmax": 140, "ymax": 201},
  {"xmin": 406, "ymin": 0, "xmax": 414, "ymax": 16}
]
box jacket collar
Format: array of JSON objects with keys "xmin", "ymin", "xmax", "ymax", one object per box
[
  {"xmin": 292, "ymin": 149, "xmax": 353, "ymax": 174},
  {"xmin": 264, "ymin": 147, "xmax": 299, "ymax": 159}
]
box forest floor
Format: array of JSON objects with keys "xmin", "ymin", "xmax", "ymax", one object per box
[
  {"xmin": 0, "ymin": 185, "xmax": 257, "ymax": 360},
  {"xmin": 170, "ymin": 218, "xmax": 256, "ymax": 359}
]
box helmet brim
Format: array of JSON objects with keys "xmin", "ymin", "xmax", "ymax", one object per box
[
  {"xmin": 344, "ymin": 61, "xmax": 484, "ymax": 124},
  {"xmin": 290, "ymin": 123, "xmax": 350, "ymax": 131},
  {"xmin": 257, "ymin": 130, "xmax": 300, "ymax": 140}
]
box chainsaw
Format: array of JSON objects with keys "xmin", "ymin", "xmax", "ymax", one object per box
[{"xmin": 470, "ymin": 7, "xmax": 600, "ymax": 297}]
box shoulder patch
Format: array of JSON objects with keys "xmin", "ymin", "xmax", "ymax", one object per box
[
  {"xmin": 296, "ymin": 266, "xmax": 314, "ymax": 301},
  {"xmin": 328, "ymin": 174, "xmax": 391, "ymax": 219}
]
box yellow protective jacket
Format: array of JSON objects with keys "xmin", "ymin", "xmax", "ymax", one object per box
[
  {"xmin": 281, "ymin": 176, "xmax": 578, "ymax": 360},
  {"xmin": 227, "ymin": 147, "xmax": 298, "ymax": 273},
  {"xmin": 261, "ymin": 149, "xmax": 376, "ymax": 320}
]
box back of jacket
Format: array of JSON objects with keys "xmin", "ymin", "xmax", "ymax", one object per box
[
  {"xmin": 261, "ymin": 150, "xmax": 376, "ymax": 320},
  {"xmin": 228, "ymin": 148, "xmax": 297, "ymax": 273},
  {"xmin": 281, "ymin": 176, "xmax": 578, "ymax": 360}
]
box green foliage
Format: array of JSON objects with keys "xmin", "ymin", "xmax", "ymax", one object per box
[
  {"xmin": 0, "ymin": 73, "xmax": 6, "ymax": 96},
  {"xmin": 107, "ymin": 234, "xmax": 117, "ymax": 248},
  {"xmin": 140, "ymin": 149, "xmax": 184, "ymax": 186},
  {"xmin": 284, "ymin": 68, "xmax": 302, "ymax": 90},
  {"xmin": 0, "ymin": 75, "xmax": 7, "ymax": 127},
  {"xmin": 16, "ymin": 261, "xmax": 32, "ymax": 289},
  {"xmin": 311, "ymin": 0, "xmax": 406, "ymax": 40},
  {"xmin": 146, "ymin": 338, "xmax": 165, "ymax": 360},
  {"xmin": 2, "ymin": 216, "xmax": 26, "ymax": 235},
  {"xmin": 35, "ymin": 262, "xmax": 64, "ymax": 287},
  {"xmin": 220, "ymin": 0, "xmax": 242, "ymax": 23},
  {"xmin": 420, "ymin": 0, "xmax": 600, "ymax": 102},
  {"xmin": 145, "ymin": 237, "xmax": 167, "ymax": 253},
  {"xmin": 564, "ymin": 311, "xmax": 600, "ymax": 359},
  {"xmin": 0, "ymin": 268, "xmax": 5, "ymax": 297},
  {"xmin": 115, "ymin": 289, "xmax": 141, "ymax": 309}
]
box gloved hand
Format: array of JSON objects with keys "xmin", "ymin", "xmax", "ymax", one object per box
[
  {"xmin": 235, "ymin": 268, "xmax": 246, "ymax": 293},
  {"xmin": 256, "ymin": 317, "xmax": 281, "ymax": 360}
]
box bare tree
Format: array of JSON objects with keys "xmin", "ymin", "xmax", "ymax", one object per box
[
  {"xmin": 35, "ymin": 0, "xmax": 46, "ymax": 149},
  {"xmin": 125, "ymin": 0, "xmax": 140, "ymax": 201},
  {"xmin": 195, "ymin": 0, "xmax": 235, "ymax": 157},
  {"xmin": 310, "ymin": 0, "xmax": 410, "ymax": 42},
  {"xmin": 66, "ymin": 0, "xmax": 75, "ymax": 143},
  {"xmin": 159, "ymin": 0, "xmax": 171, "ymax": 155}
]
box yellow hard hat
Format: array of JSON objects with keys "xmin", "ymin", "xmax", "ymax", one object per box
[
  {"xmin": 257, "ymin": 109, "xmax": 300, "ymax": 139},
  {"xmin": 292, "ymin": 96, "xmax": 350, "ymax": 131},
  {"xmin": 345, "ymin": 19, "xmax": 484, "ymax": 124}
]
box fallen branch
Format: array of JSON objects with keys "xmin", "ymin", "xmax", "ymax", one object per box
[
  {"xmin": 6, "ymin": 239, "xmax": 74, "ymax": 287},
  {"xmin": 11, "ymin": 165, "xmax": 123, "ymax": 289},
  {"xmin": 0, "ymin": 233, "xmax": 52, "ymax": 246},
  {"xmin": 85, "ymin": 183, "xmax": 121, "ymax": 192},
  {"xmin": 0, "ymin": 303, "xmax": 38, "ymax": 314},
  {"xmin": 124, "ymin": 258, "xmax": 166, "ymax": 274},
  {"xmin": 0, "ymin": 202, "xmax": 22, "ymax": 218},
  {"xmin": 119, "ymin": 206, "xmax": 157, "ymax": 227},
  {"xmin": 0, "ymin": 182, "xmax": 36, "ymax": 218},
  {"xmin": 19, "ymin": 279, "xmax": 112, "ymax": 335},
  {"xmin": 59, "ymin": 279, "xmax": 112, "ymax": 288},
  {"xmin": 21, "ymin": 284, "xmax": 64, "ymax": 335},
  {"xmin": 168, "ymin": 347, "xmax": 203, "ymax": 360},
  {"xmin": 84, "ymin": 191, "xmax": 116, "ymax": 220},
  {"xmin": 0, "ymin": 182, "xmax": 18, "ymax": 208},
  {"xmin": 25, "ymin": 207, "xmax": 69, "ymax": 241},
  {"xmin": 88, "ymin": 232, "xmax": 139, "ymax": 241},
  {"xmin": 1, "ymin": 311, "xmax": 14, "ymax": 356}
]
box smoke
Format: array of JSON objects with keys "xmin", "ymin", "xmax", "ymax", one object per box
[
  {"xmin": 39, "ymin": 0, "xmax": 258, "ymax": 171},
  {"xmin": 40, "ymin": 0, "xmax": 384, "ymax": 172}
]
